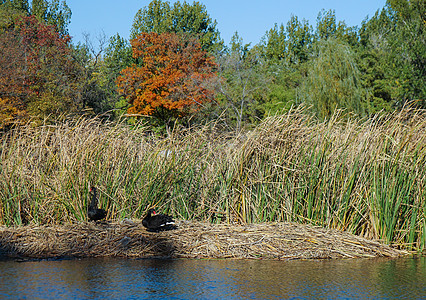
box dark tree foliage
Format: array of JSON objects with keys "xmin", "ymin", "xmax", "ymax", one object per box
[
  {"xmin": 359, "ymin": 0, "xmax": 425, "ymax": 108},
  {"xmin": 0, "ymin": 15, "xmax": 83, "ymax": 128}
]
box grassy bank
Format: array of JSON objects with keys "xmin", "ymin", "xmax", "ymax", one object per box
[{"xmin": 0, "ymin": 107, "xmax": 425, "ymax": 251}]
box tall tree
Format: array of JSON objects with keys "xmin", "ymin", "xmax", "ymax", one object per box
[
  {"xmin": 258, "ymin": 17, "xmax": 313, "ymax": 117},
  {"xmin": 31, "ymin": 0, "xmax": 71, "ymax": 36},
  {"xmin": 116, "ymin": 32, "xmax": 217, "ymax": 125},
  {"xmin": 315, "ymin": 9, "xmax": 337, "ymax": 40},
  {"xmin": 131, "ymin": 0, "xmax": 222, "ymax": 53},
  {"xmin": 0, "ymin": 0, "xmax": 71, "ymax": 35},
  {"xmin": 315, "ymin": 9, "xmax": 358, "ymax": 45},
  {"xmin": 131, "ymin": 0, "xmax": 171, "ymax": 36},
  {"xmin": 262, "ymin": 23, "xmax": 286, "ymax": 61},
  {"xmin": 99, "ymin": 34, "xmax": 134, "ymax": 113},
  {"xmin": 261, "ymin": 15, "xmax": 312, "ymax": 64},
  {"xmin": 299, "ymin": 38, "xmax": 365, "ymax": 119},
  {"xmin": 286, "ymin": 15, "xmax": 313, "ymax": 64},
  {"xmin": 385, "ymin": 0, "xmax": 425, "ymax": 104},
  {"xmin": 359, "ymin": 0, "xmax": 425, "ymax": 107}
]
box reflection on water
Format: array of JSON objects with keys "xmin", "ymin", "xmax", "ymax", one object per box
[{"xmin": 0, "ymin": 256, "xmax": 424, "ymax": 299}]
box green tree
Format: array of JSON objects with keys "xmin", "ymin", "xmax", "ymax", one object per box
[
  {"xmin": 81, "ymin": 33, "xmax": 134, "ymax": 118},
  {"xmin": 262, "ymin": 23, "xmax": 286, "ymax": 60},
  {"xmin": 299, "ymin": 38, "xmax": 365, "ymax": 119},
  {"xmin": 131, "ymin": 0, "xmax": 222, "ymax": 53},
  {"xmin": 315, "ymin": 9, "xmax": 358, "ymax": 46},
  {"xmin": 261, "ymin": 15, "xmax": 313, "ymax": 64},
  {"xmin": 0, "ymin": 0, "xmax": 71, "ymax": 35},
  {"xmin": 258, "ymin": 17, "xmax": 313, "ymax": 116},
  {"xmin": 31, "ymin": 0, "xmax": 71, "ymax": 36},
  {"xmin": 72, "ymin": 43, "xmax": 111, "ymax": 115},
  {"xmin": 101, "ymin": 34, "xmax": 134, "ymax": 114},
  {"xmin": 104, "ymin": 34, "xmax": 133, "ymax": 76},
  {"xmin": 286, "ymin": 15, "xmax": 313, "ymax": 64},
  {"xmin": 357, "ymin": 5, "xmax": 397, "ymax": 112},
  {"xmin": 385, "ymin": 0, "xmax": 425, "ymax": 104},
  {"xmin": 315, "ymin": 9, "xmax": 337, "ymax": 40},
  {"xmin": 359, "ymin": 0, "xmax": 425, "ymax": 107},
  {"xmin": 131, "ymin": 0, "xmax": 171, "ymax": 35},
  {"xmin": 357, "ymin": 48, "xmax": 393, "ymax": 113},
  {"xmin": 69, "ymin": 32, "xmax": 131, "ymax": 116}
]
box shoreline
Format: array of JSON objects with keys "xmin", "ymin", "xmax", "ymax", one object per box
[{"xmin": 0, "ymin": 220, "xmax": 410, "ymax": 260}]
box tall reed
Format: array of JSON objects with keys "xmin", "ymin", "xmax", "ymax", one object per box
[{"xmin": 0, "ymin": 107, "xmax": 425, "ymax": 251}]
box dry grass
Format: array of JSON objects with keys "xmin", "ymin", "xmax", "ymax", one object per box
[
  {"xmin": 0, "ymin": 221, "xmax": 408, "ymax": 260},
  {"xmin": 0, "ymin": 106, "xmax": 425, "ymax": 251}
]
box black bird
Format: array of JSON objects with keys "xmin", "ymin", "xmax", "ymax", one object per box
[
  {"xmin": 88, "ymin": 186, "xmax": 107, "ymax": 221},
  {"xmin": 142, "ymin": 208, "xmax": 176, "ymax": 232}
]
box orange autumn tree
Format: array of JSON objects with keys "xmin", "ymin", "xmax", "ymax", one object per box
[{"xmin": 116, "ymin": 32, "xmax": 217, "ymax": 124}]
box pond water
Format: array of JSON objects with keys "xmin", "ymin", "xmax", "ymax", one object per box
[{"xmin": 0, "ymin": 256, "xmax": 424, "ymax": 299}]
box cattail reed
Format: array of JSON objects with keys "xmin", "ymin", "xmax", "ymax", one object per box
[{"xmin": 0, "ymin": 107, "xmax": 424, "ymax": 251}]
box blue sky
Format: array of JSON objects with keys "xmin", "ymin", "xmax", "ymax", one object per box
[{"xmin": 67, "ymin": 0, "xmax": 387, "ymax": 47}]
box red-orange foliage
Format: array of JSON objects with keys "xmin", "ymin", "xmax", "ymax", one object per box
[
  {"xmin": 116, "ymin": 32, "xmax": 217, "ymax": 120},
  {"xmin": 0, "ymin": 15, "xmax": 82, "ymax": 128},
  {"xmin": 0, "ymin": 27, "xmax": 27, "ymax": 125}
]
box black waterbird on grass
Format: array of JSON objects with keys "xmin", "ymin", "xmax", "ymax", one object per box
[
  {"xmin": 88, "ymin": 186, "xmax": 107, "ymax": 221},
  {"xmin": 142, "ymin": 208, "xmax": 176, "ymax": 232}
]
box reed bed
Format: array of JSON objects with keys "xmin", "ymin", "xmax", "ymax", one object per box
[
  {"xmin": 0, "ymin": 221, "xmax": 408, "ymax": 259},
  {"xmin": 0, "ymin": 106, "xmax": 425, "ymax": 252}
]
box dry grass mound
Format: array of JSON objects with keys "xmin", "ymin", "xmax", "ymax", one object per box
[
  {"xmin": 1, "ymin": 107, "xmax": 425, "ymax": 252},
  {"xmin": 0, "ymin": 221, "xmax": 408, "ymax": 260}
]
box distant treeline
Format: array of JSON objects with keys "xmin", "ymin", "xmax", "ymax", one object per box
[{"xmin": 0, "ymin": 0, "xmax": 425, "ymax": 130}]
